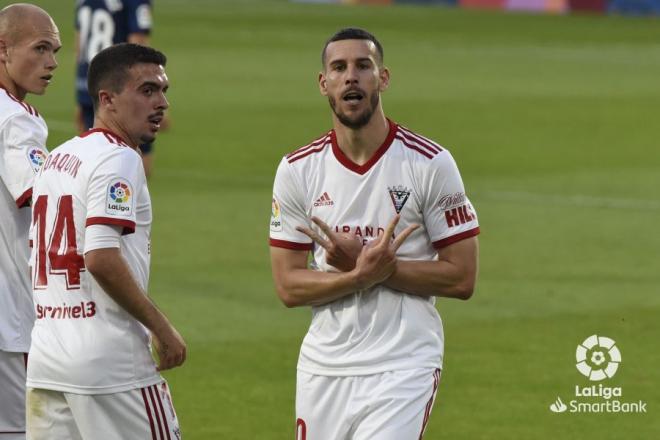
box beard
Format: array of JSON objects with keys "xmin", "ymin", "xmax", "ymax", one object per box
[
  {"xmin": 140, "ymin": 133, "xmax": 156, "ymax": 144},
  {"xmin": 328, "ymin": 92, "xmax": 380, "ymax": 130}
]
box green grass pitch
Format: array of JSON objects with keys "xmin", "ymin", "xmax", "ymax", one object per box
[{"xmin": 27, "ymin": 0, "xmax": 660, "ymax": 438}]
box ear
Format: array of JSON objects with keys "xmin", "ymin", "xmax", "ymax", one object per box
[
  {"xmin": 319, "ymin": 71, "xmax": 328, "ymax": 97},
  {"xmin": 97, "ymin": 90, "xmax": 115, "ymax": 111},
  {"xmin": 0, "ymin": 39, "xmax": 9, "ymax": 63},
  {"xmin": 378, "ymin": 67, "xmax": 390, "ymax": 93}
]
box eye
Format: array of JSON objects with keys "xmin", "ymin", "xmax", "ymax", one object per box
[
  {"xmin": 35, "ymin": 45, "xmax": 47, "ymax": 54},
  {"xmin": 143, "ymin": 88, "xmax": 154, "ymax": 96}
]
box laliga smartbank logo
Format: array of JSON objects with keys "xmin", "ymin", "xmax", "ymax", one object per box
[{"xmin": 549, "ymin": 335, "xmax": 647, "ymax": 414}]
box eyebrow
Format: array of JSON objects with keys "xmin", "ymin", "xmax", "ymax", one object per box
[
  {"xmin": 35, "ymin": 40, "xmax": 62, "ymax": 51},
  {"xmin": 139, "ymin": 81, "xmax": 168, "ymax": 90},
  {"xmin": 329, "ymin": 57, "xmax": 373, "ymax": 65}
]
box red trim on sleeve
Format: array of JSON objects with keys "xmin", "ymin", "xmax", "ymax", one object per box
[
  {"xmin": 269, "ymin": 238, "xmax": 313, "ymax": 251},
  {"xmin": 331, "ymin": 119, "xmax": 397, "ymax": 175},
  {"xmin": 15, "ymin": 188, "xmax": 32, "ymax": 208},
  {"xmin": 86, "ymin": 217, "xmax": 136, "ymax": 235},
  {"xmin": 432, "ymin": 227, "xmax": 480, "ymax": 249}
]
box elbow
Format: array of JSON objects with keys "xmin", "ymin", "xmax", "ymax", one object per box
[
  {"xmin": 274, "ymin": 286, "xmax": 301, "ymax": 308},
  {"xmin": 453, "ymin": 279, "xmax": 476, "ymax": 300},
  {"xmin": 455, "ymin": 285, "xmax": 474, "ymax": 300},
  {"xmin": 84, "ymin": 253, "xmax": 101, "ymax": 278},
  {"xmin": 279, "ymin": 293, "xmax": 298, "ymax": 308}
]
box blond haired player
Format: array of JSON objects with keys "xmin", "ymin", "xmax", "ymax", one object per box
[
  {"xmin": 0, "ymin": 4, "xmax": 59, "ymax": 439},
  {"xmin": 26, "ymin": 43, "xmax": 185, "ymax": 440},
  {"xmin": 270, "ymin": 28, "xmax": 479, "ymax": 439}
]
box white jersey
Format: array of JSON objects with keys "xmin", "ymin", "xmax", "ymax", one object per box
[
  {"xmin": 26, "ymin": 128, "xmax": 161, "ymax": 394},
  {"xmin": 270, "ymin": 120, "xmax": 480, "ymax": 376},
  {"xmin": 0, "ymin": 88, "xmax": 48, "ymax": 353}
]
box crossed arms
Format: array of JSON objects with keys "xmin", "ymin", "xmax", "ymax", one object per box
[{"xmin": 270, "ymin": 215, "xmax": 479, "ymax": 308}]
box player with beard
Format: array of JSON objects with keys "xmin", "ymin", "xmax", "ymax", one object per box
[
  {"xmin": 270, "ymin": 28, "xmax": 480, "ymax": 439},
  {"xmin": 26, "ymin": 43, "xmax": 184, "ymax": 440}
]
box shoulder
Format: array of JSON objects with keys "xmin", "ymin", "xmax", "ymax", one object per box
[
  {"xmin": 392, "ymin": 123, "xmax": 461, "ymax": 169},
  {"xmin": 284, "ymin": 130, "xmax": 333, "ymax": 166},
  {"xmin": 392, "ymin": 123, "xmax": 447, "ymax": 161},
  {"xmin": 0, "ymin": 90, "xmax": 46, "ymax": 130},
  {"xmin": 77, "ymin": 129, "xmax": 141, "ymax": 164}
]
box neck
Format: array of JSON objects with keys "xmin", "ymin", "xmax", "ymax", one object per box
[
  {"xmin": 333, "ymin": 110, "xmax": 389, "ymax": 166},
  {"xmin": 0, "ymin": 79, "xmax": 25, "ymax": 101},
  {"xmin": 93, "ymin": 115, "xmax": 138, "ymax": 149}
]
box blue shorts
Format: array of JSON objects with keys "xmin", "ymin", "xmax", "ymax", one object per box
[{"xmin": 81, "ymin": 105, "xmax": 153, "ymax": 154}]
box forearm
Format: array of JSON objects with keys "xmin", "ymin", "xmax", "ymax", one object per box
[
  {"xmin": 275, "ymin": 268, "xmax": 363, "ymax": 308},
  {"xmin": 383, "ymin": 259, "xmax": 476, "ymax": 299},
  {"xmin": 86, "ymin": 249, "xmax": 170, "ymax": 332}
]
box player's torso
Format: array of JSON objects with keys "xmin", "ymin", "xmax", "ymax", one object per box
[
  {"xmin": 0, "ymin": 92, "xmax": 46, "ymax": 351},
  {"xmin": 288, "ymin": 124, "xmax": 445, "ymax": 375},
  {"xmin": 27, "ymin": 133, "xmax": 156, "ymax": 392},
  {"xmin": 290, "ymin": 132, "xmax": 439, "ymax": 269}
]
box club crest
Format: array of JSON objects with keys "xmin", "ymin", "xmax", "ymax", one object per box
[{"xmin": 388, "ymin": 185, "xmax": 412, "ymax": 214}]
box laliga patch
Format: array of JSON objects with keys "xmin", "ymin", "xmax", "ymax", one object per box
[
  {"xmin": 105, "ymin": 179, "xmax": 134, "ymax": 217},
  {"xmin": 270, "ymin": 196, "xmax": 283, "ymax": 232},
  {"xmin": 26, "ymin": 147, "xmax": 47, "ymax": 173},
  {"xmin": 136, "ymin": 4, "xmax": 153, "ymax": 29},
  {"xmin": 388, "ymin": 185, "xmax": 412, "ymax": 214}
]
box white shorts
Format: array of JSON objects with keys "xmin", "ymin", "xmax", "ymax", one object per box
[
  {"xmin": 26, "ymin": 382, "xmax": 181, "ymax": 440},
  {"xmin": 0, "ymin": 351, "xmax": 27, "ymax": 440},
  {"xmin": 296, "ymin": 368, "xmax": 440, "ymax": 440}
]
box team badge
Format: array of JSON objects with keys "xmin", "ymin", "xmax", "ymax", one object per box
[
  {"xmin": 270, "ymin": 196, "xmax": 283, "ymax": 232},
  {"xmin": 105, "ymin": 179, "xmax": 134, "ymax": 216},
  {"xmin": 27, "ymin": 148, "xmax": 47, "ymax": 173},
  {"xmin": 388, "ymin": 185, "xmax": 412, "ymax": 214}
]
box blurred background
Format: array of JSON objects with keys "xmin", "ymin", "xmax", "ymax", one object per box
[{"xmin": 25, "ymin": 0, "xmax": 660, "ymax": 438}]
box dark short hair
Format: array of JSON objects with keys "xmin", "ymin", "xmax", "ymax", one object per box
[
  {"xmin": 321, "ymin": 28, "xmax": 384, "ymax": 67},
  {"xmin": 88, "ymin": 43, "xmax": 167, "ymax": 111}
]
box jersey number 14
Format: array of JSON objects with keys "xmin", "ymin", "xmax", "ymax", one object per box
[{"xmin": 32, "ymin": 195, "xmax": 86, "ymax": 290}]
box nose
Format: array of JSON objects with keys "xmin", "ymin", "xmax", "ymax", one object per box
[
  {"xmin": 157, "ymin": 92, "xmax": 169, "ymax": 110},
  {"xmin": 47, "ymin": 51, "xmax": 58, "ymax": 70},
  {"xmin": 344, "ymin": 64, "xmax": 359, "ymax": 85}
]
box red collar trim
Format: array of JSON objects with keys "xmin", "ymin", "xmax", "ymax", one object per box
[
  {"xmin": 80, "ymin": 128, "xmax": 131, "ymax": 148},
  {"xmin": 331, "ymin": 118, "xmax": 397, "ymax": 175},
  {"xmin": 0, "ymin": 85, "xmax": 21, "ymax": 101}
]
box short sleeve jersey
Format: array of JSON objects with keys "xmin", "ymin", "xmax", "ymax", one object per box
[
  {"xmin": 270, "ymin": 120, "xmax": 480, "ymax": 376},
  {"xmin": 26, "ymin": 128, "xmax": 160, "ymax": 394},
  {"xmin": 75, "ymin": 0, "xmax": 152, "ymax": 107},
  {"xmin": 0, "ymin": 88, "xmax": 48, "ymax": 352}
]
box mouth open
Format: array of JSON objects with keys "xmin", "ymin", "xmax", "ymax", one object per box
[
  {"xmin": 148, "ymin": 114, "xmax": 163, "ymax": 129},
  {"xmin": 40, "ymin": 74, "xmax": 52, "ymax": 83},
  {"xmin": 342, "ymin": 90, "xmax": 364, "ymax": 104}
]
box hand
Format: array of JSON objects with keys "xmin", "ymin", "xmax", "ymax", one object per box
[
  {"xmin": 352, "ymin": 215, "xmax": 419, "ymax": 290},
  {"xmin": 152, "ymin": 324, "xmax": 187, "ymax": 371},
  {"xmin": 297, "ymin": 217, "xmax": 362, "ymax": 271}
]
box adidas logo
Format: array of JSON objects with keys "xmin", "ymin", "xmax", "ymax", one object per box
[{"xmin": 314, "ymin": 192, "xmax": 334, "ymax": 207}]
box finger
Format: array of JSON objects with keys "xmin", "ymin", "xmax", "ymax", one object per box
[
  {"xmin": 296, "ymin": 226, "xmax": 330, "ymax": 249},
  {"xmin": 310, "ymin": 217, "xmax": 336, "ymax": 241},
  {"xmin": 377, "ymin": 215, "xmax": 400, "ymax": 249},
  {"xmin": 391, "ymin": 224, "xmax": 420, "ymax": 250}
]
